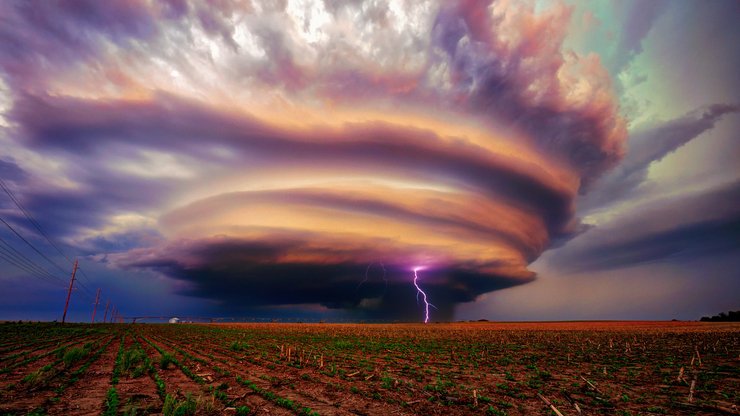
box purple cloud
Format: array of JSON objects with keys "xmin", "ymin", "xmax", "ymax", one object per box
[{"xmin": 0, "ymin": 0, "xmax": 636, "ymax": 319}]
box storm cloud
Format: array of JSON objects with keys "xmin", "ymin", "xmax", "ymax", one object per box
[{"xmin": 0, "ymin": 0, "xmax": 634, "ymax": 320}]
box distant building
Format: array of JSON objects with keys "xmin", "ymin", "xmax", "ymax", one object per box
[{"xmin": 168, "ymin": 317, "xmax": 180, "ymax": 324}]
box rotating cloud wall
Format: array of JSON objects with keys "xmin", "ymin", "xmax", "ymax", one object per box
[{"xmin": 0, "ymin": 0, "xmax": 626, "ymax": 320}]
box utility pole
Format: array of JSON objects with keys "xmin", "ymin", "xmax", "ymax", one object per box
[
  {"xmin": 61, "ymin": 259, "xmax": 78, "ymax": 323},
  {"xmin": 91, "ymin": 288, "xmax": 101, "ymax": 323},
  {"xmin": 102, "ymin": 300, "xmax": 110, "ymax": 323},
  {"xmin": 111, "ymin": 306, "xmax": 116, "ymax": 324}
]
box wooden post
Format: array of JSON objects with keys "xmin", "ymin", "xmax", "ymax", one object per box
[
  {"xmin": 102, "ymin": 300, "xmax": 110, "ymax": 323},
  {"xmin": 61, "ymin": 259, "xmax": 78, "ymax": 323},
  {"xmin": 91, "ymin": 288, "xmax": 101, "ymax": 323}
]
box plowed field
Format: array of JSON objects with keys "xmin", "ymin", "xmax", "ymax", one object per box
[{"xmin": 0, "ymin": 321, "xmax": 737, "ymax": 415}]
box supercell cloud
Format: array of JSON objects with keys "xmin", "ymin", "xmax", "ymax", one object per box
[{"xmin": 0, "ymin": 0, "xmax": 629, "ymax": 320}]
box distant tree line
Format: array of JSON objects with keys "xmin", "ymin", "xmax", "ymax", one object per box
[{"xmin": 700, "ymin": 311, "xmax": 740, "ymax": 322}]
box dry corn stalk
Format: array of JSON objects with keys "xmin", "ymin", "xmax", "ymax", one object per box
[
  {"xmin": 580, "ymin": 375, "xmax": 602, "ymax": 394},
  {"xmin": 564, "ymin": 391, "xmax": 582, "ymax": 414},
  {"xmin": 695, "ymin": 346, "xmax": 702, "ymax": 366},
  {"xmin": 537, "ymin": 393, "xmax": 564, "ymax": 416}
]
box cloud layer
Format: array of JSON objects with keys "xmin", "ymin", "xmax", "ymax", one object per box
[
  {"xmin": 581, "ymin": 104, "xmax": 740, "ymax": 212},
  {"xmin": 0, "ymin": 0, "xmax": 629, "ymax": 320}
]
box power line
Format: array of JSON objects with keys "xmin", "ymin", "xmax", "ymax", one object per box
[
  {"xmin": 0, "ymin": 237, "xmax": 52, "ymax": 276},
  {"xmin": 0, "ymin": 213, "xmax": 95, "ymax": 300},
  {"xmin": 0, "ymin": 223, "xmax": 95, "ymax": 305},
  {"xmin": 0, "ymin": 237, "xmax": 67, "ymax": 287},
  {"xmin": 0, "ymin": 249, "xmax": 64, "ymax": 287},
  {"xmin": 0, "ymin": 178, "xmax": 97, "ymax": 292},
  {"xmin": 0, "ymin": 235, "xmax": 64, "ymax": 282},
  {"xmin": 75, "ymin": 266, "xmax": 96, "ymax": 288},
  {"xmin": 0, "ymin": 180, "xmax": 115, "ymax": 315},
  {"xmin": 0, "ymin": 179, "xmax": 72, "ymax": 263},
  {"xmin": 0, "ymin": 215, "xmax": 69, "ymax": 275},
  {"xmin": 73, "ymin": 279, "xmax": 97, "ymax": 302}
]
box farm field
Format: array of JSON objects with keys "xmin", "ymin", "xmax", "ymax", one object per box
[{"xmin": 0, "ymin": 321, "xmax": 737, "ymax": 416}]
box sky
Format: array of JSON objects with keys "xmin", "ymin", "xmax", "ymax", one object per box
[{"xmin": 0, "ymin": 0, "xmax": 738, "ymax": 322}]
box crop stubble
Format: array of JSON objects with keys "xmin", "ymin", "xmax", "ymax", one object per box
[{"xmin": 0, "ymin": 321, "xmax": 737, "ymax": 415}]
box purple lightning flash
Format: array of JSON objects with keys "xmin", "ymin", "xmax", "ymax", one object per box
[
  {"xmin": 356, "ymin": 262, "xmax": 387, "ymax": 293},
  {"xmin": 413, "ymin": 267, "xmax": 434, "ymax": 323}
]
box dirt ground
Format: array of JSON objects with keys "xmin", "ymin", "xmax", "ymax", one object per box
[{"xmin": 0, "ymin": 321, "xmax": 737, "ymax": 415}]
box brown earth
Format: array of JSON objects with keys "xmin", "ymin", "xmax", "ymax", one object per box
[
  {"xmin": 0, "ymin": 333, "xmax": 112, "ymax": 415},
  {"xmin": 47, "ymin": 336, "xmax": 121, "ymax": 416},
  {"xmin": 0, "ymin": 322, "xmax": 737, "ymax": 415}
]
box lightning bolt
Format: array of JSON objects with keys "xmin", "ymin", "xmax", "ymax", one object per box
[
  {"xmin": 413, "ymin": 267, "xmax": 434, "ymax": 323},
  {"xmin": 356, "ymin": 262, "xmax": 388, "ymax": 294}
]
